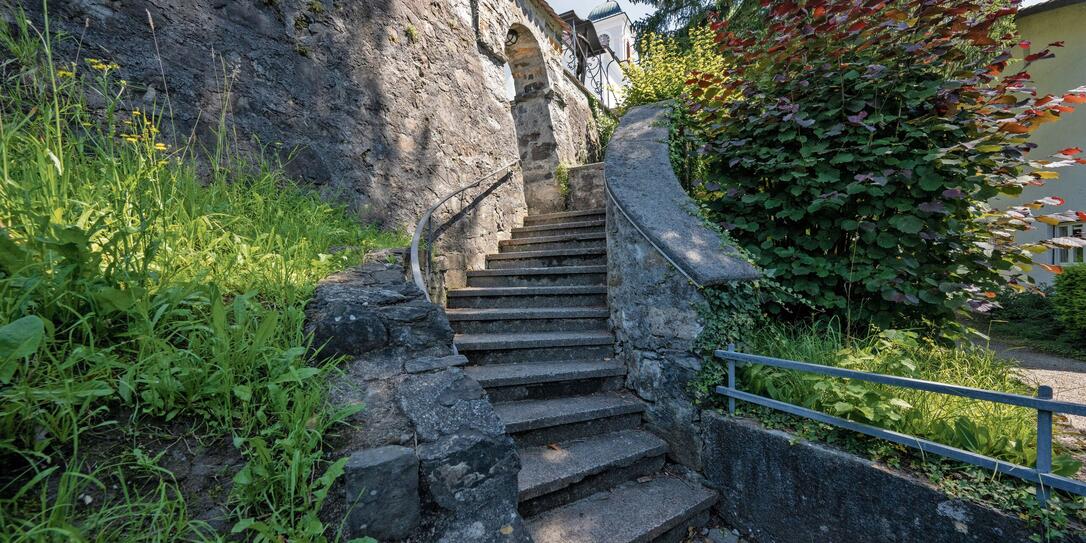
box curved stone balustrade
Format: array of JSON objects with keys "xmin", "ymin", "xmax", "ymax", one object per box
[
  {"xmin": 604, "ymin": 103, "xmax": 759, "ymax": 287},
  {"xmin": 604, "ymin": 103, "xmax": 760, "ymax": 471}
]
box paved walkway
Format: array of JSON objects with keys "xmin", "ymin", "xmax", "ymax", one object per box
[
  {"xmin": 986, "ymin": 341, "xmax": 1086, "ymax": 432},
  {"xmin": 984, "ymin": 342, "xmax": 1086, "ymax": 480}
]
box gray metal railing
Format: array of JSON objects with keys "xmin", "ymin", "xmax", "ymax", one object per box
[
  {"xmin": 714, "ymin": 346, "xmax": 1086, "ymax": 505},
  {"xmin": 409, "ymin": 160, "xmax": 519, "ymax": 304},
  {"xmin": 603, "ymin": 182, "xmax": 702, "ymax": 288},
  {"xmin": 560, "ymin": 30, "xmax": 626, "ymax": 108}
]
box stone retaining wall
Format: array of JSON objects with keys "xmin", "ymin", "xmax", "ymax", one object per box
[
  {"xmin": 305, "ymin": 253, "xmax": 526, "ymax": 542},
  {"xmin": 604, "ymin": 103, "xmax": 759, "ymax": 470},
  {"xmin": 566, "ymin": 163, "xmax": 606, "ymax": 211},
  {"xmin": 701, "ymin": 414, "xmax": 1072, "ymax": 543}
]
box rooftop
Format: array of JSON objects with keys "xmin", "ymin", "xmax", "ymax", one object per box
[
  {"xmin": 588, "ymin": 1, "xmax": 622, "ymax": 21},
  {"xmin": 1019, "ymin": 0, "xmax": 1086, "ymax": 16}
]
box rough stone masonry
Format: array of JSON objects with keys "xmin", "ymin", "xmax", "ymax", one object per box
[
  {"xmin": 16, "ymin": 0, "xmax": 600, "ymax": 270},
  {"xmin": 306, "ymin": 254, "xmax": 527, "ymax": 542}
]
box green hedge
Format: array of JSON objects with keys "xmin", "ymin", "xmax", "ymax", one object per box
[
  {"xmin": 1054, "ymin": 265, "xmax": 1086, "ymax": 339},
  {"xmin": 681, "ymin": 0, "xmax": 1084, "ymax": 329}
]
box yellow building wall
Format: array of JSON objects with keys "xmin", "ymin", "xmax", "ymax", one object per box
[{"xmin": 1004, "ymin": 4, "xmax": 1086, "ymax": 283}]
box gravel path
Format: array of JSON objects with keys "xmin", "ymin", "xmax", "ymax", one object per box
[
  {"xmin": 983, "ymin": 342, "xmax": 1086, "ymax": 480},
  {"xmin": 986, "ymin": 341, "xmax": 1086, "ymax": 432}
]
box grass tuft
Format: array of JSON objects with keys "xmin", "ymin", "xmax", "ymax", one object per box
[{"xmin": 0, "ymin": 8, "xmax": 405, "ymax": 541}]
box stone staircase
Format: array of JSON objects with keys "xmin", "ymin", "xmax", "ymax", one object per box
[{"xmin": 446, "ymin": 208, "xmax": 717, "ymax": 543}]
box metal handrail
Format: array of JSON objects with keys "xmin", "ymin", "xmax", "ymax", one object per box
[
  {"xmin": 604, "ymin": 181, "xmax": 702, "ymax": 288},
  {"xmin": 409, "ymin": 160, "xmax": 519, "ymax": 303},
  {"xmin": 714, "ymin": 346, "xmax": 1086, "ymax": 504}
]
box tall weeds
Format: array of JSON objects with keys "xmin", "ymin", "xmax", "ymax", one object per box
[
  {"xmin": 731, "ymin": 321, "xmax": 1079, "ymax": 475},
  {"xmin": 0, "ymin": 8, "xmax": 404, "ymax": 541}
]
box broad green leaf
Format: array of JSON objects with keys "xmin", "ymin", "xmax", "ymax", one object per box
[
  {"xmin": 0, "ymin": 316, "xmax": 45, "ymax": 383},
  {"xmin": 889, "ymin": 215, "xmax": 924, "ymax": 234},
  {"xmin": 233, "ymin": 385, "xmax": 252, "ymax": 402}
]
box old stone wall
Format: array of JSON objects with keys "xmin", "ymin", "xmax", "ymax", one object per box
[
  {"xmin": 607, "ymin": 205, "xmax": 711, "ymax": 469},
  {"xmin": 305, "ymin": 255, "xmax": 526, "ymax": 542},
  {"xmin": 702, "ymin": 414, "xmax": 1062, "ymax": 543},
  {"xmin": 565, "ymin": 162, "xmax": 605, "ymax": 211},
  {"xmin": 605, "ymin": 104, "xmax": 760, "ymax": 470},
  {"xmin": 16, "ymin": 0, "xmax": 599, "ymax": 268}
]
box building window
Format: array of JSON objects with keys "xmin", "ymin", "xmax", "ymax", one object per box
[{"xmin": 1054, "ymin": 223, "xmax": 1086, "ymax": 264}]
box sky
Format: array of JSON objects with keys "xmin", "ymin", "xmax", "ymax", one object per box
[{"xmin": 546, "ymin": 0, "xmax": 656, "ymax": 23}]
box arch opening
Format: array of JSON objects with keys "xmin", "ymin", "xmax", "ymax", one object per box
[{"xmin": 505, "ymin": 23, "xmax": 564, "ymax": 214}]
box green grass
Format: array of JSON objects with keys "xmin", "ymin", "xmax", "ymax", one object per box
[
  {"xmin": 707, "ymin": 321, "xmax": 1079, "ymax": 472},
  {"xmin": 0, "ymin": 9, "xmax": 405, "ymax": 541},
  {"xmin": 694, "ymin": 320, "xmax": 1086, "ymax": 539}
]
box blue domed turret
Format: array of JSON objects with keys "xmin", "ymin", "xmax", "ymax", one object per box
[{"xmin": 588, "ymin": 1, "xmax": 622, "ymax": 21}]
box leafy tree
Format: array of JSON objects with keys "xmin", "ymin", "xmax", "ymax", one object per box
[
  {"xmin": 682, "ymin": 0, "xmax": 1086, "ymax": 329},
  {"xmin": 623, "ymin": 25, "xmax": 727, "ymax": 108},
  {"xmin": 631, "ymin": 0, "xmax": 760, "ymax": 49}
]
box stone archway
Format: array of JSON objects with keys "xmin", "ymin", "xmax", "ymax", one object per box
[{"xmin": 505, "ymin": 23, "xmax": 564, "ymax": 214}]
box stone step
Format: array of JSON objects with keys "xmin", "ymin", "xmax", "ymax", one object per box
[
  {"xmin": 523, "ymin": 208, "xmax": 606, "ymax": 227},
  {"xmin": 494, "ymin": 392, "xmax": 642, "ymax": 447},
  {"xmin": 466, "ymin": 266, "xmax": 607, "ymax": 288},
  {"xmin": 486, "ymin": 248, "xmax": 606, "ymax": 269},
  {"xmin": 518, "ymin": 430, "xmax": 668, "ymax": 517},
  {"xmin": 498, "ymin": 232, "xmax": 606, "ymax": 253},
  {"xmin": 447, "ymin": 306, "xmax": 609, "ymax": 334},
  {"xmin": 486, "ymin": 248, "xmax": 608, "ymax": 269},
  {"xmin": 465, "ymin": 359, "xmax": 625, "ymax": 401},
  {"xmin": 445, "ymin": 286, "xmax": 607, "ymax": 309},
  {"xmin": 527, "ymin": 476, "xmax": 717, "ymax": 543},
  {"xmin": 455, "ymin": 330, "xmax": 613, "ymax": 351},
  {"xmin": 463, "ymin": 343, "xmax": 616, "ymax": 366},
  {"xmin": 511, "ymin": 219, "xmax": 606, "ymax": 239},
  {"xmin": 455, "ymin": 330, "xmax": 614, "ymax": 365}
]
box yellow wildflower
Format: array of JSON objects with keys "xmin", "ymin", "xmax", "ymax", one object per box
[
  {"xmin": 57, "ymin": 69, "xmax": 75, "ymax": 78},
  {"xmin": 87, "ymin": 59, "xmax": 118, "ymax": 71},
  {"xmin": 154, "ymin": 143, "xmax": 167, "ymax": 151}
]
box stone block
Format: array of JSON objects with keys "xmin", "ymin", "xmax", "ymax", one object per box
[
  {"xmin": 417, "ymin": 430, "xmax": 521, "ymax": 511},
  {"xmin": 345, "ymin": 445, "xmax": 420, "ymax": 541},
  {"xmin": 305, "ymin": 263, "xmax": 454, "ymax": 361},
  {"xmin": 406, "ymin": 354, "xmax": 470, "ymax": 374},
  {"xmin": 397, "ymin": 369, "xmax": 506, "ymax": 442},
  {"xmin": 566, "ymin": 163, "xmax": 605, "ymax": 211}
]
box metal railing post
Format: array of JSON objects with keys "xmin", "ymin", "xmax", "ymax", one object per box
[
  {"xmin": 1036, "ymin": 385, "xmax": 1053, "ymax": 507},
  {"xmin": 727, "ymin": 343, "xmax": 736, "ymax": 415}
]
